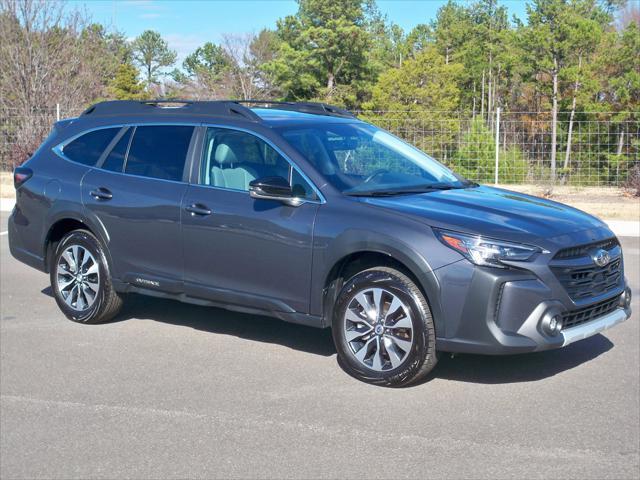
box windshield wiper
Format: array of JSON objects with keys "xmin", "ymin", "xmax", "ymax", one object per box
[
  {"xmin": 345, "ymin": 187, "xmax": 444, "ymax": 197},
  {"xmin": 345, "ymin": 182, "xmax": 477, "ymax": 197}
]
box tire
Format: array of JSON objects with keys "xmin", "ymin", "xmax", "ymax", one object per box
[
  {"xmin": 332, "ymin": 267, "xmax": 437, "ymax": 387},
  {"xmin": 50, "ymin": 229, "xmax": 123, "ymax": 324}
]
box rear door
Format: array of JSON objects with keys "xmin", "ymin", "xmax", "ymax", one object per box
[{"xmin": 82, "ymin": 125, "xmax": 195, "ymax": 292}]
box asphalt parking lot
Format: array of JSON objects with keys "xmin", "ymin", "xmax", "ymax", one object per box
[{"xmin": 1, "ymin": 211, "xmax": 638, "ymax": 479}]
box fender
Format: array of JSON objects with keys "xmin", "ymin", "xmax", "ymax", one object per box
[
  {"xmin": 311, "ymin": 228, "xmax": 444, "ymax": 333},
  {"xmin": 42, "ymin": 201, "xmax": 116, "ymax": 278}
]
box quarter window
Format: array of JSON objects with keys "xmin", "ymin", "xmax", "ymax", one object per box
[
  {"xmin": 125, "ymin": 126, "xmax": 194, "ymax": 181},
  {"xmin": 63, "ymin": 128, "xmax": 120, "ymax": 166}
]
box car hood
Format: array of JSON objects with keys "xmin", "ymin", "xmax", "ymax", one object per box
[{"xmin": 361, "ymin": 185, "xmax": 612, "ymax": 248}]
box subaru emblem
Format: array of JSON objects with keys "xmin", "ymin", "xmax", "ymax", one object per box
[{"xmin": 592, "ymin": 249, "xmax": 611, "ymax": 267}]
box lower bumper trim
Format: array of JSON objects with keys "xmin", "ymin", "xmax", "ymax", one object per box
[{"xmin": 561, "ymin": 307, "xmax": 629, "ymax": 346}]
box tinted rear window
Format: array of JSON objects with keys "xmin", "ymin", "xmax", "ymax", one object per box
[
  {"xmin": 102, "ymin": 128, "xmax": 132, "ymax": 173},
  {"xmin": 63, "ymin": 128, "xmax": 120, "ymax": 166},
  {"xmin": 125, "ymin": 126, "xmax": 194, "ymax": 181}
]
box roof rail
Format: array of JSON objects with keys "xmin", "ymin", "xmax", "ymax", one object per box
[
  {"xmin": 81, "ymin": 100, "xmax": 261, "ymax": 122},
  {"xmin": 235, "ymin": 100, "xmax": 356, "ymax": 118}
]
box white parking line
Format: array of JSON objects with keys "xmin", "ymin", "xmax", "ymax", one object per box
[{"xmin": 0, "ymin": 231, "xmax": 7, "ymax": 236}]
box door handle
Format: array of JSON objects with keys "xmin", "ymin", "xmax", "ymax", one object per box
[
  {"xmin": 90, "ymin": 187, "xmax": 113, "ymax": 200},
  {"xmin": 185, "ymin": 203, "xmax": 212, "ymax": 216}
]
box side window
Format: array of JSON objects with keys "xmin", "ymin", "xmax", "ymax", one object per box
[
  {"xmin": 201, "ymin": 127, "xmax": 316, "ymax": 199},
  {"xmin": 101, "ymin": 128, "xmax": 132, "ymax": 172},
  {"xmin": 62, "ymin": 127, "xmax": 120, "ymax": 166},
  {"xmin": 125, "ymin": 126, "xmax": 194, "ymax": 181}
]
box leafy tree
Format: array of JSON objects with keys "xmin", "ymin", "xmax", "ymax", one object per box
[
  {"xmin": 405, "ymin": 24, "xmax": 433, "ymax": 56},
  {"xmin": 108, "ymin": 63, "xmax": 146, "ymax": 100},
  {"xmin": 363, "ymin": 46, "xmax": 464, "ymax": 159},
  {"xmin": 521, "ymin": 0, "xmax": 612, "ymax": 181},
  {"xmin": 432, "ymin": 0, "xmax": 471, "ymax": 65},
  {"xmin": 366, "ymin": 45, "xmax": 462, "ymax": 112},
  {"xmin": 598, "ymin": 22, "xmax": 640, "ymax": 118},
  {"xmin": 183, "ymin": 42, "xmax": 231, "ymax": 80},
  {"xmin": 595, "ymin": 22, "xmax": 640, "ymax": 182},
  {"xmin": 131, "ymin": 30, "xmax": 177, "ymax": 87},
  {"xmin": 266, "ymin": 0, "xmax": 373, "ymax": 101},
  {"xmin": 247, "ymin": 29, "xmax": 281, "ymax": 98},
  {"xmin": 453, "ymin": 118, "xmax": 528, "ymax": 183}
]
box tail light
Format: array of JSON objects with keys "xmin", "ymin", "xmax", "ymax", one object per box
[{"xmin": 13, "ymin": 167, "xmax": 33, "ymax": 188}]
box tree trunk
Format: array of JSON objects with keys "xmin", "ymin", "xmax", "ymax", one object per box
[
  {"xmin": 562, "ymin": 56, "xmax": 581, "ymax": 183},
  {"xmin": 472, "ymin": 81, "xmax": 477, "ymax": 119},
  {"xmin": 327, "ymin": 71, "xmax": 334, "ymax": 91},
  {"xmin": 550, "ymin": 57, "xmax": 559, "ymax": 182},
  {"xmin": 481, "ymin": 70, "xmax": 485, "ymax": 120},
  {"xmin": 617, "ymin": 129, "xmax": 625, "ymax": 181},
  {"xmin": 617, "ymin": 130, "xmax": 625, "ymax": 155}
]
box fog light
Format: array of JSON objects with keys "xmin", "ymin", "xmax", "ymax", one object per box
[
  {"xmin": 620, "ymin": 287, "xmax": 632, "ymax": 309},
  {"xmin": 542, "ymin": 314, "xmax": 563, "ymax": 336}
]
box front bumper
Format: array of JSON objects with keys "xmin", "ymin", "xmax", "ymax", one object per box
[
  {"xmin": 434, "ymin": 259, "xmax": 632, "ymax": 355},
  {"xmin": 560, "ymin": 306, "xmax": 628, "ymax": 347}
]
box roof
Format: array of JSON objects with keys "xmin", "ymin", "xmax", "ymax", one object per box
[
  {"xmin": 252, "ymin": 108, "xmax": 360, "ymax": 127},
  {"xmin": 78, "ymin": 100, "xmax": 360, "ymax": 127}
]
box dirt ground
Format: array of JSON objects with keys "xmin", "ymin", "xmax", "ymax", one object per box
[
  {"xmin": 0, "ymin": 172, "xmax": 13, "ymax": 199},
  {"xmin": 0, "ymin": 172, "xmax": 638, "ymax": 220},
  {"xmin": 503, "ymin": 184, "xmax": 639, "ymax": 221}
]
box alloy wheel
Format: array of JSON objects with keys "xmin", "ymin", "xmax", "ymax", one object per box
[
  {"xmin": 343, "ymin": 287, "xmax": 414, "ymax": 371},
  {"xmin": 56, "ymin": 245, "xmax": 100, "ymax": 311}
]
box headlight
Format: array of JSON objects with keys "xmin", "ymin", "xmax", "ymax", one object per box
[{"xmin": 433, "ymin": 228, "xmax": 542, "ymax": 268}]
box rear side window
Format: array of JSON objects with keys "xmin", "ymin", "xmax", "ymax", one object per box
[
  {"xmin": 63, "ymin": 128, "xmax": 120, "ymax": 166},
  {"xmin": 125, "ymin": 126, "xmax": 194, "ymax": 181},
  {"xmin": 102, "ymin": 128, "xmax": 132, "ymax": 173}
]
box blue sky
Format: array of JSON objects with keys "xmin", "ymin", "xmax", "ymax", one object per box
[{"xmin": 73, "ymin": 0, "xmax": 529, "ymax": 64}]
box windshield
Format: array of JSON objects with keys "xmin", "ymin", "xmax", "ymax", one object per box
[{"xmin": 277, "ymin": 123, "xmax": 468, "ymax": 195}]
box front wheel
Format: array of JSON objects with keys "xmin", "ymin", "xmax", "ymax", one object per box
[
  {"xmin": 50, "ymin": 230, "xmax": 123, "ymax": 324},
  {"xmin": 332, "ymin": 267, "xmax": 437, "ymax": 387}
]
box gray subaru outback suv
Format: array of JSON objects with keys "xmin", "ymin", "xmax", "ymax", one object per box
[{"xmin": 8, "ymin": 100, "xmax": 632, "ymax": 386}]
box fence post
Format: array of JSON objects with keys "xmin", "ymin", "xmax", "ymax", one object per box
[
  {"xmin": 494, "ymin": 107, "xmax": 501, "ymax": 185},
  {"xmin": 56, "ymin": 103, "xmax": 60, "ymax": 121}
]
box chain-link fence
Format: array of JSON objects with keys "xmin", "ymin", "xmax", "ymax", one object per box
[
  {"xmin": 1, "ymin": 106, "xmax": 83, "ymax": 172},
  {"xmin": 2, "ymin": 106, "xmax": 638, "ymax": 187}
]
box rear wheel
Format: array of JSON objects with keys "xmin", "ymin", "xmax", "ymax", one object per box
[
  {"xmin": 332, "ymin": 267, "xmax": 437, "ymax": 387},
  {"xmin": 50, "ymin": 230, "xmax": 123, "ymax": 324}
]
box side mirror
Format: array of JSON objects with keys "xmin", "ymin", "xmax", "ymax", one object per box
[{"xmin": 249, "ymin": 176, "xmax": 302, "ymax": 207}]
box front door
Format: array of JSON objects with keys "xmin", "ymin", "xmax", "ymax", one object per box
[{"xmin": 181, "ymin": 127, "xmax": 321, "ymax": 313}]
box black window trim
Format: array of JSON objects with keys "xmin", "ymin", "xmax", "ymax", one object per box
[
  {"xmin": 54, "ymin": 123, "xmax": 199, "ymax": 185},
  {"xmin": 53, "ymin": 122, "xmax": 325, "ymax": 201},
  {"xmin": 195, "ymin": 123, "xmax": 325, "ymax": 204},
  {"xmin": 95, "ymin": 126, "xmax": 132, "ymax": 171},
  {"xmin": 53, "ymin": 125, "xmax": 124, "ymax": 168}
]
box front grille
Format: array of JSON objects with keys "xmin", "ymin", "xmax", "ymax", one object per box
[
  {"xmin": 562, "ymin": 295, "xmax": 621, "ymax": 329},
  {"xmin": 551, "ymin": 258, "xmax": 622, "ymax": 301},
  {"xmin": 551, "ymin": 237, "xmax": 623, "ymax": 301},
  {"xmin": 554, "ymin": 238, "xmax": 619, "ymax": 260}
]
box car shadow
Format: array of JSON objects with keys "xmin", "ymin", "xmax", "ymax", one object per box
[
  {"xmin": 41, "ymin": 287, "xmax": 614, "ymax": 382},
  {"xmin": 119, "ymin": 293, "xmax": 336, "ymax": 357},
  {"xmin": 416, "ymin": 333, "xmax": 614, "ymax": 386}
]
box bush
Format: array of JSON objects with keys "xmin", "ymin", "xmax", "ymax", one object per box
[
  {"xmin": 624, "ymin": 164, "xmax": 640, "ymax": 197},
  {"xmin": 452, "ymin": 118, "xmax": 528, "ymax": 184}
]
